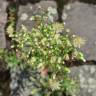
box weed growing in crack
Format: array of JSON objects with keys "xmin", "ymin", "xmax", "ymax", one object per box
[{"xmin": 0, "ymin": 7, "xmax": 86, "ymax": 96}]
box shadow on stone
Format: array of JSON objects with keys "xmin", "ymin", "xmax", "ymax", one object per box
[
  {"xmin": 0, "ymin": 61, "xmax": 11, "ymax": 96},
  {"xmin": 65, "ymin": 60, "xmax": 96, "ymax": 68},
  {"xmin": 79, "ymin": 0, "xmax": 96, "ymax": 4}
]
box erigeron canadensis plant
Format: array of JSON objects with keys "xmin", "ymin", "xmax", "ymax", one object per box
[{"xmin": 1, "ymin": 10, "xmax": 86, "ymax": 95}]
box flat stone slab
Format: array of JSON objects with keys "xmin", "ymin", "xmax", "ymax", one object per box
[
  {"xmin": 17, "ymin": 0, "xmax": 57, "ymax": 31},
  {"xmin": 0, "ymin": 0, "xmax": 7, "ymax": 48},
  {"xmin": 63, "ymin": 3, "xmax": 96, "ymax": 95},
  {"xmin": 70, "ymin": 63, "xmax": 96, "ymax": 96},
  {"xmin": 64, "ymin": 2, "xmax": 96, "ymax": 60}
]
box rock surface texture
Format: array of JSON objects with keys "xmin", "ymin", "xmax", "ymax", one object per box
[
  {"xmin": 17, "ymin": 0, "xmax": 57, "ymax": 31},
  {"xmin": 69, "ymin": 63, "xmax": 96, "ymax": 96},
  {"xmin": 64, "ymin": 2, "xmax": 96, "ymax": 60},
  {"xmin": 0, "ymin": 0, "xmax": 7, "ymax": 48},
  {"xmin": 64, "ymin": 2, "xmax": 96, "ymax": 96}
]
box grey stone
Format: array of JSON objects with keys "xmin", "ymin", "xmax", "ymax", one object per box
[
  {"xmin": 92, "ymin": 91, "xmax": 96, "ymax": 96},
  {"xmin": 17, "ymin": 1, "xmax": 57, "ymax": 31},
  {"xmin": 83, "ymin": 65, "xmax": 89, "ymax": 71},
  {"xmin": 88, "ymin": 78, "xmax": 96, "ymax": 85},
  {"xmin": 90, "ymin": 67, "xmax": 96, "ymax": 74},
  {"xmin": 64, "ymin": 2, "xmax": 96, "ymax": 60},
  {"xmin": 70, "ymin": 63, "xmax": 96, "ymax": 96},
  {"xmin": 0, "ymin": 92, "xmax": 2, "ymax": 96},
  {"xmin": 0, "ymin": 0, "xmax": 8, "ymax": 48},
  {"xmin": 79, "ymin": 76, "xmax": 85, "ymax": 83}
]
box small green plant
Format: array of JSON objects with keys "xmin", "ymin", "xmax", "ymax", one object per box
[
  {"xmin": 2, "ymin": 10, "xmax": 85, "ymax": 96},
  {"xmin": 0, "ymin": 49, "xmax": 20, "ymax": 70},
  {"xmin": 6, "ymin": 2, "xmax": 17, "ymax": 38}
]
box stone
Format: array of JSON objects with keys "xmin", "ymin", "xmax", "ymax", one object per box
[
  {"xmin": 0, "ymin": 0, "xmax": 8, "ymax": 48},
  {"xmin": 64, "ymin": 1, "xmax": 96, "ymax": 60},
  {"xmin": 88, "ymin": 78, "xmax": 95, "ymax": 84},
  {"xmin": 88, "ymin": 88, "xmax": 92, "ymax": 93},
  {"xmin": 80, "ymin": 77, "xmax": 85, "ymax": 83},
  {"xmin": 83, "ymin": 65, "xmax": 89, "ymax": 71},
  {"xmin": 70, "ymin": 63, "xmax": 96, "ymax": 96},
  {"xmin": 92, "ymin": 91, "xmax": 96, "ymax": 96},
  {"xmin": 0, "ymin": 92, "xmax": 2, "ymax": 96},
  {"xmin": 16, "ymin": 1, "xmax": 57, "ymax": 31},
  {"xmin": 90, "ymin": 67, "xmax": 96, "ymax": 74}
]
